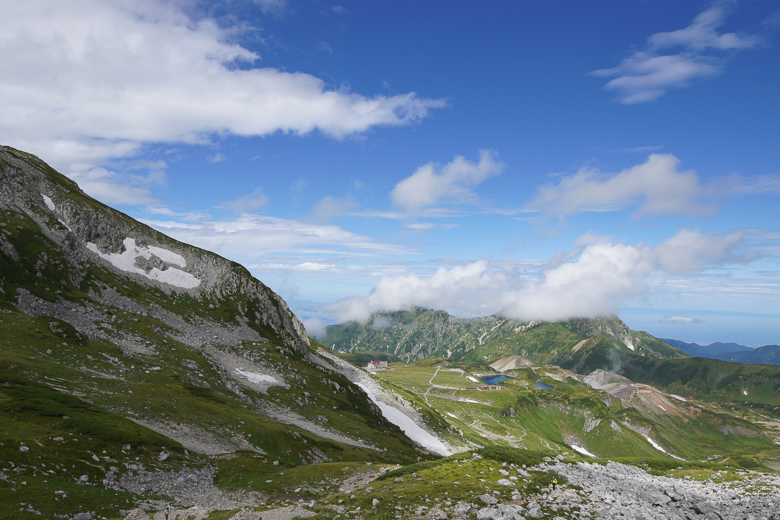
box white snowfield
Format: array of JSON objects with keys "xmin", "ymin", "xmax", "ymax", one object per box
[
  {"xmin": 41, "ymin": 193, "xmax": 56, "ymax": 211},
  {"xmin": 644, "ymin": 435, "xmax": 685, "ymax": 460},
  {"xmin": 86, "ymin": 237, "xmax": 201, "ymax": 289},
  {"xmin": 314, "ymin": 348, "xmax": 455, "ymax": 457},
  {"xmin": 235, "ymin": 369, "xmax": 278, "ymax": 384},
  {"xmin": 356, "ymin": 382, "xmax": 453, "ymax": 457},
  {"xmin": 570, "ymin": 444, "xmax": 596, "ymax": 458},
  {"xmin": 41, "ymin": 193, "xmax": 72, "ymax": 231}
]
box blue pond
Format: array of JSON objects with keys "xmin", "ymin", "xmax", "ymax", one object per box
[
  {"xmin": 481, "ymin": 375, "xmax": 509, "ymax": 385},
  {"xmin": 535, "ymin": 381, "xmax": 555, "ymax": 390}
]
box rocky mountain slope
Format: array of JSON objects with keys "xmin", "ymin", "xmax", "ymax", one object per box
[
  {"xmin": 0, "ymin": 146, "xmax": 446, "ymax": 518},
  {"xmin": 320, "ymin": 307, "xmax": 687, "ymax": 365}
]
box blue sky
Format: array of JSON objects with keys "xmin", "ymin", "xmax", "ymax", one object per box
[{"xmin": 3, "ymin": 0, "xmax": 779, "ymax": 346}]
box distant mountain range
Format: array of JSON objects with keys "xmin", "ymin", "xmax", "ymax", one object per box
[
  {"xmin": 319, "ymin": 307, "xmax": 686, "ymax": 365},
  {"xmin": 663, "ymin": 339, "xmax": 780, "ymax": 365}
]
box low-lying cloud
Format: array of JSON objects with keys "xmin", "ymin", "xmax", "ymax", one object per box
[{"xmin": 326, "ymin": 229, "xmax": 750, "ymax": 323}]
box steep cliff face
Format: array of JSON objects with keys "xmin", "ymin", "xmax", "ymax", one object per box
[{"xmin": 0, "ymin": 145, "xmax": 308, "ymax": 354}]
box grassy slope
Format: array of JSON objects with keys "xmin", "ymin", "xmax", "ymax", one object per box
[
  {"xmin": 560, "ymin": 338, "xmax": 780, "ymax": 413},
  {"xmin": 458, "ymin": 323, "xmax": 586, "ymax": 365},
  {"xmin": 370, "ymin": 362, "xmax": 775, "ymax": 464}
]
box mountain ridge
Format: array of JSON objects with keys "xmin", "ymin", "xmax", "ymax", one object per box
[
  {"xmin": 663, "ymin": 338, "xmax": 780, "ymax": 365},
  {"xmin": 320, "ymin": 307, "xmax": 687, "ymax": 365}
]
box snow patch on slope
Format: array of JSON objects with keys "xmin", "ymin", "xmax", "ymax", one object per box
[
  {"xmin": 570, "ymin": 444, "xmax": 596, "ymax": 458},
  {"xmin": 644, "ymin": 435, "xmax": 685, "ymax": 460},
  {"xmin": 314, "ymin": 347, "xmax": 455, "ymax": 456},
  {"xmin": 41, "ymin": 193, "xmax": 72, "ymax": 231},
  {"xmin": 87, "ymin": 237, "xmax": 200, "ymax": 288},
  {"xmin": 356, "ymin": 382, "xmax": 452, "ymax": 456},
  {"xmin": 235, "ymin": 369, "xmax": 278, "ymax": 384},
  {"xmin": 41, "ymin": 194, "xmax": 55, "ymax": 211}
]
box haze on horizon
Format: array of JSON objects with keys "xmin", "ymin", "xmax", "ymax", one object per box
[{"xmin": 1, "ymin": 0, "xmax": 779, "ymax": 346}]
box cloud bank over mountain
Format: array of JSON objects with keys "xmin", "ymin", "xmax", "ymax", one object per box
[{"xmin": 327, "ymin": 229, "xmax": 748, "ymax": 323}]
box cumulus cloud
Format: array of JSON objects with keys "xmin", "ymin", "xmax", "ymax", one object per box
[
  {"xmin": 530, "ymin": 154, "xmax": 716, "ymax": 218},
  {"xmin": 391, "ymin": 150, "xmax": 503, "ymax": 211},
  {"xmin": 326, "ymin": 229, "xmax": 749, "ymax": 323},
  {"xmin": 325, "ymin": 260, "xmax": 512, "ymax": 322},
  {"xmin": 592, "ymin": 4, "xmax": 758, "ymax": 103},
  {"xmin": 0, "ymin": 0, "xmax": 445, "ymax": 173}
]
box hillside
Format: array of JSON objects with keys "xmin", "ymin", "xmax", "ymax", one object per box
[
  {"xmin": 369, "ymin": 361, "xmax": 773, "ymax": 462},
  {"xmin": 0, "ymin": 146, "xmax": 439, "ymax": 518},
  {"xmin": 321, "ymin": 308, "xmax": 688, "ymax": 366},
  {"xmin": 2, "ymin": 145, "xmax": 779, "ymax": 520},
  {"xmin": 717, "ymin": 345, "xmax": 780, "ymax": 365},
  {"xmin": 320, "ymin": 307, "xmax": 528, "ymax": 362},
  {"xmin": 666, "ymin": 339, "xmax": 780, "ymax": 366},
  {"xmin": 663, "ymin": 339, "xmax": 755, "ymax": 358}
]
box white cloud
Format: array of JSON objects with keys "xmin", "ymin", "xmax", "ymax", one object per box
[
  {"xmin": 647, "ymin": 5, "xmax": 757, "ymax": 51},
  {"xmin": 715, "ymin": 173, "xmax": 780, "ymax": 197},
  {"xmin": 592, "ymin": 4, "xmax": 757, "ymax": 103},
  {"xmin": 530, "ymin": 154, "xmax": 780, "ymax": 220},
  {"xmin": 391, "ymin": 150, "xmax": 503, "ymax": 211},
  {"xmin": 326, "ymin": 229, "xmax": 750, "ymax": 323},
  {"xmin": 253, "ymin": 262, "xmax": 338, "ymax": 272},
  {"xmin": 325, "ymin": 260, "xmax": 511, "ymax": 322},
  {"xmin": 530, "ymin": 154, "xmax": 714, "ymax": 218},
  {"xmin": 221, "ymin": 187, "xmax": 269, "ymax": 214},
  {"xmin": 651, "ymin": 228, "xmax": 748, "ymax": 273},
  {"xmin": 663, "ymin": 314, "xmax": 703, "ymax": 324},
  {"xmin": 302, "ymin": 317, "xmax": 327, "ymax": 339},
  {"xmin": 593, "ymin": 53, "xmax": 719, "ymax": 104},
  {"xmin": 403, "ymin": 222, "xmax": 459, "ymax": 231},
  {"xmin": 290, "ymin": 179, "xmax": 309, "ymax": 193},
  {"xmin": 142, "ymin": 213, "xmax": 412, "ymax": 265},
  {"xmin": 69, "ymin": 166, "xmax": 163, "ymax": 206},
  {"xmin": 312, "ymin": 195, "xmax": 359, "ymax": 222},
  {"xmin": 0, "ymin": 0, "xmax": 445, "ymax": 173}
]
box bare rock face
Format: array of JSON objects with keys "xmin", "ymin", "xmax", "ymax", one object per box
[{"xmin": 0, "ymin": 145, "xmax": 309, "ymax": 354}]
